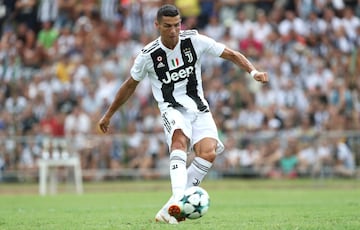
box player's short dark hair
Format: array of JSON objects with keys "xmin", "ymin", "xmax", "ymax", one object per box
[{"xmin": 157, "ymin": 4, "xmax": 180, "ymax": 22}]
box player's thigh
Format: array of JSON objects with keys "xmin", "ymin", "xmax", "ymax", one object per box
[
  {"xmin": 161, "ymin": 108, "xmax": 192, "ymax": 150},
  {"xmin": 192, "ymin": 112, "xmax": 224, "ymax": 155}
]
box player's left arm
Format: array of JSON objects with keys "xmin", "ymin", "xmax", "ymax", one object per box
[{"xmin": 220, "ymin": 47, "xmax": 268, "ymax": 83}]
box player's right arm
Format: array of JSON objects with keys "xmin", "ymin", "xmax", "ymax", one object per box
[
  {"xmin": 98, "ymin": 46, "xmax": 150, "ymax": 133},
  {"xmin": 98, "ymin": 77, "xmax": 139, "ymax": 133}
]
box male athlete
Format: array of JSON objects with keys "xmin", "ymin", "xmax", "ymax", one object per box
[{"xmin": 98, "ymin": 4, "xmax": 268, "ymax": 224}]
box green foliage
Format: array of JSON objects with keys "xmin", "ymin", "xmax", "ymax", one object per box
[{"xmin": 0, "ymin": 179, "xmax": 359, "ymax": 230}]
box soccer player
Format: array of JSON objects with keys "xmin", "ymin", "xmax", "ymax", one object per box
[{"xmin": 98, "ymin": 4, "xmax": 268, "ymax": 224}]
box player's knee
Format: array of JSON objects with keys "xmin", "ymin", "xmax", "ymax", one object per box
[
  {"xmin": 171, "ymin": 129, "xmax": 188, "ymax": 151},
  {"xmin": 194, "ymin": 138, "xmax": 217, "ymax": 162},
  {"xmin": 197, "ymin": 151, "xmax": 216, "ymax": 162},
  {"xmin": 171, "ymin": 141, "xmax": 187, "ymax": 152},
  {"xmin": 171, "ymin": 136, "xmax": 188, "ymax": 151}
]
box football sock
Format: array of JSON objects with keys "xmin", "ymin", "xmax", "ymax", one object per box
[
  {"xmin": 169, "ymin": 149, "xmax": 187, "ymax": 199},
  {"xmin": 186, "ymin": 157, "xmax": 212, "ymax": 188}
]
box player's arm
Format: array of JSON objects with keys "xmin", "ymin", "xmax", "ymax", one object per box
[
  {"xmin": 220, "ymin": 47, "xmax": 268, "ymax": 83},
  {"xmin": 98, "ymin": 77, "xmax": 139, "ymax": 133}
]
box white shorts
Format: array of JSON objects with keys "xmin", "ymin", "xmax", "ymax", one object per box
[{"xmin": 161, "ymin": 107, "xmax": 224, "ymax": 154}]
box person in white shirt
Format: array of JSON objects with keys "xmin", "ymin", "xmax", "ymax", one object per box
[
  {"xmin": 229, "ymin": 9, "xmax": 253, "ymax": 42},
  {"xmin": 278, "ymin": 10, "xmax": 307, "ymax": 37},
  {"xmin": 335, "ymin": 140, "xmax": 355, "ymax": 177},
  {"xmin": 98, "ymin": 4, "xmax": 268, "ymax": 224},
  {"xmin": 252, "ymin": 9, "xmax": 272, "ymax": 43}
]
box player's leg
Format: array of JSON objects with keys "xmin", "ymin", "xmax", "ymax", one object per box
[
  {"xmin": 156, "ymin": 140, "xmax": 188, "ymax": 223},
  {"xmin": 186, "ymin": 137, "xmax": 217, "ymax": 188},
  {"xmin": 186, "ymin": 112, "xmax": 224, "ymax": 188},
  {"xmin": 165, "ymin": 130, "xmax": 189, "ymax": 222},
  {"xmin": 169, "ymin": 129, "xmax": 189, "ymax": 199},
  {"xmin": 156, "ymin": 109, "xmax": 191, "ymax": 223}
]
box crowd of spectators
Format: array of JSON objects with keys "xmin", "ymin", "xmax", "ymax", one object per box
[{"xmin": 1, "ymin": 0, "xmax": 360, "ymax": 181}]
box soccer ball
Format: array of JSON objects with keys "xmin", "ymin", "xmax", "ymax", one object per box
[{"xmin": 179, "ymin": 186, "xmax": 210, "ymax": 219}]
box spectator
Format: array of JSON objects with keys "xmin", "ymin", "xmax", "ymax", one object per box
[
  {"xmin": 54, "ymin": 24, "xmax": 76, "ymax": 57},
  {"xmin": 219, "ymin": 26, "xmax": 238, "ymax": 51},
  {"xmin": 276, "ymin": 79, "xmax": 309, "ymax": 119},
  {"xmin": 197, "ymin": 0, "xmax": 216, "ymax": 29},
  {"xmin": 37, "ymin": 21, "xmax": 59, "ymax": 51},
  {"xmin": 305, "ymin": 59, "xmax": 334, "ymax": 93},
  {"xmin": 99, "ymin": 0, "xmax": 119, "ymax": 24},
  {"xmin": 239, "ymin": 28, "xmax": 264, "ymax": 60},
  {"xmin": 37, "ymin": 0, "xmax": 59, "ymax": 25},
  {"xmin": 252, "ymin": 9, "xmax": 272, "ymax": 43},
  {"xmin": 54, "ymin": 53, "xmax": 72, "ymax": 85},
  {"xmin": 141, "ymin": 1, "xmax": 161, "ymax": 37},
  {"xmin": 305, "ymin": 11, "xmax": 327, "ymax": 36},
  {"xmin": 17, "ymin": 139, "xmax": 40, "ymax": 181},
  {"xmin": 80, "ymin": 85, "xmax": 101, "ymax": 115},
  {"xmin": 278, "ymin": 10, "xmax": 307, "ymax": 37},
  {"xmin": 175, "ymin": 0, "xmax": 200, "ymax": 19},
  {"xmin": 5, "ymin": 90, "xmax": 27, "ymax": 115},
  {"xmin": 222, "ymin": 136, "xmax": 241, "ymax": 170},
  {"xmin": 297, "ymin": 141, "xmax": 317, "ymax": 176},
  {"xmin": 39, "ymin": 106, "xmax": 65, "ymax": 137},
  {"xmin": 238, "ymin": 100, "xmax": 265, "ymax": 132},
  {"xmin": 333, "ymin": 25, "xmax": 353, "ymax": 54},
  {"xmin": 218, "ymin": 0, "xmax": 240, "ymax": 26},
  {"xmin": 323, "ymin": 7, "xmax": 343, "ymax": 34},
  {"xmin": 63, "ymin": 104, "xmax": 91, "ymax": 169},
  {"xmin": 238, "ymin": 140, "xmax": 261, "ymax": 176},
  {"xmin": 56, "ymin": 0, "xmax": 77, "ymax": 28},
  {"xmin": 0, "ymin": 1, "xmax": 16, "ymax": 38},
  {"xmin": 262, "ymin": 104, "xmax": 283, "ymax": 132},
  {"xmin": 96, "ymin": 59, "xmax": 122, "ymax": 107},
  {"xmin": 229, "ymin": 8, "xmax": 252, "ymax": 42},
  {"xmin": 15, "ymin": 22, "xmax": 41, "ymax": 68},
  {"xmin": 312, "ymin": 137, "xmax": 335, "ymax": 177},
  {"xmin": 203, "ymin": 14, "xmax": 225, "ymax": 41},
  {"xmin": 255, "ymin": 84, "xmax": 276, "ymax": 113},
  {"xmin": 334, "ymin": 138, "xmax": 356, "ymax": 177},
  {"xmin": 327, "ymin": 79, "xmax": 354, "ymax": 117},
  {"xmin": 55, "ymin": 88, "xmax": 78, "ymax": 114},
  {"xmin": 68, "ymin": 53, "xmax": 90, "ymax": 96},
  {"xmin": 255, "ymin": 138, "xmax": 283, "ymax": 177},
  {"xmin": 122, "ymin": 0, "xmax": 143, "ymax": 39},
  {"xmin": 14, "ymin": 0, "xmax": 38, "ymax": 32},
  {"xmin": 263, "ymin": 29, "xmax": 283, "ymax": 56},
  {"xmin": 19, "ymin": 105, "xmax": 39, "ymax": 135},
  {"xmin": 278, "ymin": 138, "xmax": 299, "ymax": 179}
]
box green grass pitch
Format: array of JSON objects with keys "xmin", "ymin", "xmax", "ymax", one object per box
[{"xmin": 0, "ymin": 179, "xmax": 359, "ymax": 230}]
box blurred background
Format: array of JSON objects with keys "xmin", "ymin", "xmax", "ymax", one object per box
[{"xmin": 0, "ymin": 0, "xmax": 360, "ymax": 185}]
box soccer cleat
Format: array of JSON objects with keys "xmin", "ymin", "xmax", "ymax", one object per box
[
  {"xmin": 155, "ymin": 207, "xmax": 179, "ymax": 224},
  {"xmin": 168, "ymin": 204, "xmax": 186, "ymax": 222}
]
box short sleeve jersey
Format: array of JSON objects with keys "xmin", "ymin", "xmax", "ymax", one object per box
[{"xmin": 130, "ymin": 30, "xmax": 225, "ymax": 113}]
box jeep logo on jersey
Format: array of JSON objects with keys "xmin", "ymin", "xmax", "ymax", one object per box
[{"xmin": 162, "ymin": 66, "xmax": 194, "ymax": 84}]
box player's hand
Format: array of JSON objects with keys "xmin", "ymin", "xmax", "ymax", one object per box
[
  {"xmin": 253, "ymin": 71, "xmax": 268, "ymax": 83},
  {"xmin": 98, "ymin": 115, "xmax": 110, "ymax": 133}
]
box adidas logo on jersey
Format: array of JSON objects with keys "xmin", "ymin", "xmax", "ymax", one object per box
[
  {"xmin": 163, "ymin": 66, "xmax": 194, "ymax": 84},
  {"xmin": 157, "ymin": 62, "xmax": 165, "ymax": 68}
]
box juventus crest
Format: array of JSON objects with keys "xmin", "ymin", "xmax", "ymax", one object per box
[{"xmin": 184, "ymin": 48, "xmax": 193, "ymax": 63}]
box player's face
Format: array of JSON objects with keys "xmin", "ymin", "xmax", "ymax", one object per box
[{"xmin": 156, "ymin": 15, "xmax": 181, "ymax": 49}]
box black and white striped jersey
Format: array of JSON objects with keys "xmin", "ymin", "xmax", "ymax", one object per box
[{"xmin": 130, "ymin": 30, "xmax": 225, "ymax": 113}]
